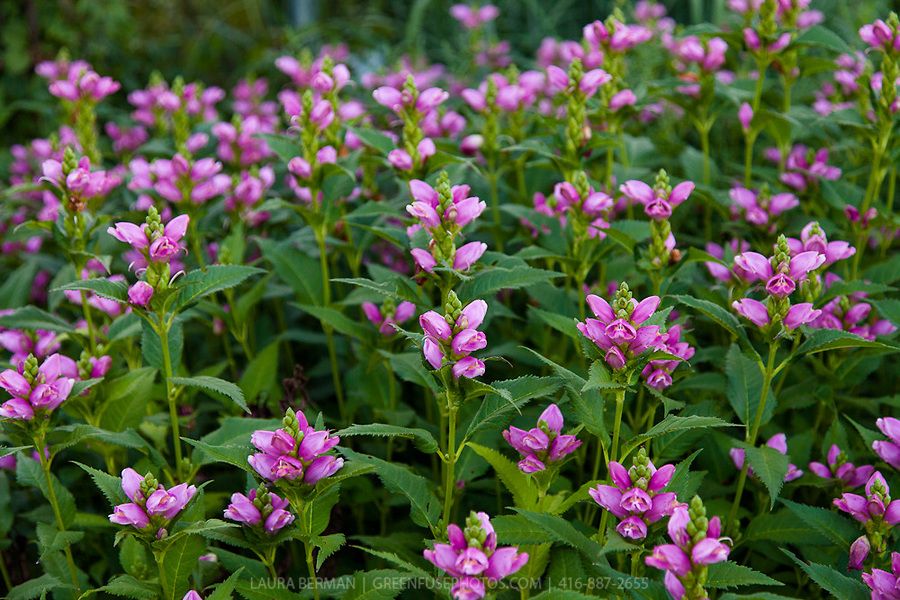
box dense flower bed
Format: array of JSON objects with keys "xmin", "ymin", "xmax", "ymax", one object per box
[{"xmin": 0, "ymin": 1, "xmax": 898, "ymax": 599}]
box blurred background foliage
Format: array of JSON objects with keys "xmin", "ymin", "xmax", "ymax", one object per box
[{"xmin": 0, "ymin": 0, "xmax": 889, "ymax": 145}]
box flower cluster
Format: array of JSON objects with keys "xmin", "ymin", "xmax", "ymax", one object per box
[
  {"xmin": 423, "ymin": 511, "xmax": 528, "ymax": 600},
  {"xmin": 0, "ymin": 354, "xmax": 77, "ymax": 420},
  {"xmin": 577, "ymin": 283, "xmax": 661, "ymax": 371},
  {"xmin": 874, "ymin": 418, "xmax": 900, "ymax": 471},
  {"xmin": 42, "ymin": 149, "xmax": 121, "ymax": 212},
  {"xmin": 645, "ymin": 496, "xmax": 731, "ymax": 600},
  {"xmin": 502, "ymin": 404, "xmax": 581, "ymax": 473},
  {"xmin": 420, "ymin": 294, "xmax": 488, "ymax": 379},
  {"xmin": 0, "ymin": 317, "xmax": 59, "ymax": 366},
  {"xmin": 730, "ymin": 433, "xmax": 804, "ymax": 483},
  {"xmin": 248, "ymin": 408, "xmax": 344, "ymax": 485},
  {"xmin": 621, "ymin": 171, "xmax": 694, "ymax": 268},
  {"xmin": 809, "ymin": 274, "xmax": 897, "ymax": 340},
  {"xmin": 406, "ymin": 173, "xmax": 487, "ymax": 273},
  {"xmin": 223, "ymin": 484, "xmax": 295, "ymax": 534},
  {"xmin": 765, "ymin": 145, "xmax": 842, "ymax": 192},
  {"xmin": 109, "ymin": 468, "xmax": 197, "ymax": 537},
  {"xmin": 362, "ymin": 300, "xmax": 417, "ymax": 336},
  {"xmin": 129, "ymin": 154, "xmax": 231, "ymax": 205},
  {"xmin": 731, "ymin": 236, "xmax": 823, "ymax": 331},
  {"xmin": 809, "ymin": 444, "xmax": 874, "ymax": 489},
  {"xmin": 835, "ymin": 472, "xmax": 900, "ymax": 570},
  {"xmin": 729, "ymin": 186, "xmax": 798, "ymax": 233},
  {"xmin": 641, "ymin": 322, "xmax": 695, "ymax": 390},
  {"xmin": 590, "ymin": 448, "xmax": 678, "ymax": 540},
  {"xmin": 862, "ymin": 552, "xmax": 900, "ymax": 599}
]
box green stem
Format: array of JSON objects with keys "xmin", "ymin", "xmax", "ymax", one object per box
[
  {"xmin": 79, "ymin": 291, "xmax": 97, "ymax": 352},
  {"xmin": 158, "ymin": 317, "xmax": 184, "ymax": 480},
  {"xmin": 155, "ymin": 550, "xmax": 171, "ymax": 599},
  {"xmin": 442, "ymin": 393, "xmax": 459, "ymax": 528},
  {"xmin": 315, "ymin": 226, "xmax": 346, "ymax": 421},
  {"xmin": 727, "ymin": 342, "xmax": 778, "ymax": 533},
  {"xmin": 0, "ymin": 549, "xmax": 11, "ymax": 592},
  {"xmin": 699, "ymin": 122, "xmax": 711, "ymax": 187},
  {"xmin": 743, "ymin": 132, "xmax": 757, "ymax": 188},
  {"xmin": 487, "ymin": 159, "xmax": 503, "ymax": 252},
  {"xmin": 304, "ymin": 540, "xmax": 320, "ymax": 600},
  {"xmin": 36, "ymin": 445, "xmax": 80, "ymax": 593},
  {"xmin": 609, "ymin": 387, "xmax": 626, "ymax": 466}
]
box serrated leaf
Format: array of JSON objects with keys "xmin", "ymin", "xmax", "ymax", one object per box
[
  {"xmin": 53, "ymin": 278, "xmax": 128, "ymax": 302},
  {"xmin": 781, "ymin": 499, "xmax": 858, "ymax": 547},
  {"xmin": 462, "ymin": 375, "xmax": 562, "ymax": 442},
  {"xmin": 173, "ymin": 265, "xmax": 264, "ymax": 311},
  {"xmin": 16, "ymin": 453, "xmax": 77, "ymax": 528},
  {"xmin": 258, "ymin": 238, "xmax": 322, "ymax": 305},
  {"xmin": 624, "ymin": 415, "xmax": 732, "ymax": 456},
  {"xmin": 743, "ymin": 444, "xmax": 789, "ymax": 508},
  {"xmin": 348, "ymin": 126, "xmax": 395, "ymax": 155},
  {"xmin": 337, "ymin": 424, "xmax": 438, "ymax": 453},
  {"xmin": 98, "ymin": 367, "xmax": 157, "ymax": 431},
  {"xmin": 238, "ymin": 341, "xmax": 279, "ymax": 407},
  {"xmin": 160, "ymin": 534, "xmax": 207, "ymax": 600},
  {"xmin": 782, "ymin": 548, "xmax": 868, "ymax": 600},
  {"xmin": 315, "ymin": 533, "xmax": 346, "ymax": 570},
  {"xmin": 794, "ymin": 329, "xmax": 894, "ymax": 355},
  {"xmin": 456, "ymin": 266, "xmax": 563, "ymax": 301},
  {"xmin": 97, "ymin": 574, "xmax": 160, "ymax": 599},
  {"xmin": 744, "ymin": 510, "xmax": 829, "ymax": 545},
  {"xmin": 467, "ymin": 442, "xmax": 537, "ymax": 510},
  {"xmin": 297, "ymin": 304, "xmax": 371, "ymax": 340},
  {"xmin": 170, "ymin": 375, "xmax": 249, "ymax": 414},
  {"xmin": 513, "ymin": 509, "xmax": 613, "ymax": 559},
  {"xmin": 339, "ymin": 448, "xmax": 440, "ymax": 532},
  {"xmin": 706, "ymin": 561, "xmax": 783, "ymax": 589},
  {"xmin": 0, "ymin": 306, "xmax": 72, "ymax": 332},
  {"xmin": 7, "ymin": 574, "xmax": 72, "ymax": 600},
  {"xmin": 74, "ymin": 461, "xmax": 126, "ymax": 507},
  {"xmin": 726, "ymin": 345, "xmax": 775, "ymax": 427},
  {"xmin": 673, "ymin": 295, "xmax": 749, "ymax": 346}
]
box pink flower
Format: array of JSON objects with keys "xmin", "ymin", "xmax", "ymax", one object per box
[
  {"xmin": 248, "ymin": 408, "xmax": 342, "ymax": 485},
  {"xmin": 874, "ymin": 417, "xmax": 900, "ymax": 471},
  {"xmin": 809, "ymin": 444, "xmax": 874, "ymax": 488},
  {"xmin": 128, "ymin": 281, "xmax": 154, "ymax": 307},
  {"xmin": 502, "ymin": 404, "xmax": 581, "ymax": 473}
]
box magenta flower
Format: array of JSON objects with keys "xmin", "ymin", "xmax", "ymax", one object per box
[
  {"xmin": 583, "ymin": 18, "xmax": 653, "ymax": 53},
  {"xmin": 424, "ymin": 511, "xmax": 527, "ymax": 599},
  {"xmin": 766, "ymin": 145, "xmax": 842, "ymax": 192},
  {"xmin": 835, "ymin": 472, "xmax": 900, "ymax": 570},
  {"xmin": 224, "ymin": 487, "xmax": 295, "ymax": 534},
  {"xmin": 0, "ymin": 353, "xmax": 77, "ymax": 421},
  {"xmin": 0, "ymin": 319, "xmax": 60, "ymax": 367},
  {"xmin": 641, "ymin": 323, "xmax": 695, "ymax": 390},
  {"xmin": 248, "ymin": 408, "xmax": 343, "ymax": 485},
  {"xmin": 859, "ymin": 18, "xmax": 900, "ymax": 52},
  {"xmin": 874, "ymin": 418, "xmax": 900, "ymax": 471},
  {"xmin": 645, "ymin": 496, "xmax": 730, "ymax": 600},
  {"xmin": 449, "ymin": 4, "xmax": 499, "ymax": 29},
  {"xmin": 786, "ymin": 221, "xmax": 855, "ymax": 267},
  {"xmin": 730, "ymin": 433, "xmax": 804, "ymax": 483},
  {"xmin": 739, "ymin": 102, "xmax": 753, "ymax": 132},
  {"xmin": 502, "ymin": 404, "xmax": 582, "ymax": 473},
  {"xmin": 362, "ymin": 301, "xmax": 417, "ymax": 336},
  {"xmin": 577, "ymin": 283, "xmax": 662, "ymax": 371},
  {"xmin": 128, "ymin": 281, "xmax": 154, "ymax": 307},
  {"xmin": 39, "ymin": 60, "xmax": 120, "ymax": 102},
  {"xmin": 590, "ymin": 448, "xmax": 678, "ymax": 540},
  {"xmin": 862, "ymin": 552, "xmax": 900, "ymax": 598},
  {"xmin": 373, "ymin": 85, "xmax": 448, "ymax": 115},
  {"xmin": 729, "ymin": 186, "xmax": 798, "ymax": 232},
  {"xmin": 809, "ymin": 444, "xmax": 874, "ymax": 488},
  {"xmin": 42, "ymin": 155, "xmax": 121, "ymax": 206},
  {"xmin": 109, "ymin": 468, "xmax": 196, "ymax": 533},
  {"xmin": 420, "ymin": 296, "xmax": 488, "ymax": 379},
  {"xmin": 808, "ymin": 274, "xmax": 897, "ymax": 340},
  {"xmin": 673, "ymin": 36, "xmax": 728, "ymax": 72},
  {"xmin": 108, "ymin": 211, "xmax": 190, "ymax": 267}
]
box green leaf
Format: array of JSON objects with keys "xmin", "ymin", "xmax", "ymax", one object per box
[
  {"xmin": 744, "ymin": 510, "xmax": 829, "ymax": 545},
  {"xmin": 297, "ymin": 304, "xmax": 371, "ymax": 340},
  {"xmin": 259, "ymin": 238, "xmax": 323, "ymax": 305},
  {"xmin": 456, "ymin": 266, "xmax": 564, "ymax": 301},
  {"xmin": 782, "ymin": 549, "xmax": 868, "ymax": 600},
  {"xmin": 781, "ymin": 499, "xmax": 858, "ymax": 547},
  {"xmin": 160, "ymin": 534, "xmax": 207, "ymax": 600},
  {"xmin": 794, "ymin": 329, "xmax": 894, "ymax": 355},
  {"xmin": 0, "ymin": 306, "xmax": 72, "ymax": 332},
  {"xmin": 170, "ymin": 375, "xmax": 250, "ymax": 414},
  {"xmin": 673, "ymin": 295, "xmax": 749, "ymax": 346},
  {"xmin": 342, "ymin": 569, "xmax": 414, "ymax": 600},
  {"xmin": 74, "ymin": 461, "xmax": 126, "ymax": 507},
  {"xmin": 98, "ymin": 367, "xmax": 157, "ymax": 431},
  {"xmin": 348, "ymin": 126, "xmax": 396, "ymax": 155},
  {"xmin": 173, "ymin": 265, "xmax": 264, "ymax": 311},
  {"xmin": 726, "ymin": 345, "xmax": 774, "ymax": 427},
  {"xmin": 467, "ymin": 442, "xmax": 537, "ymax": 510},
  {"xmin": 794, "ymin": 26, "xmax": 851, "ymax": 53},
  {"xmin": 582, "ymin": 361, "xmax": 621, "ymax": 393},
  {"xmin": 36, "ymin": 522, "xmax": 84, "ymax": 561},
  {"xmin": 706, "ymin": 561, "xmax": 784, "ymax": 589},
  {"xmin": 315, "ymin": 533, "xmax": 346, "ymax": 570},
  {"xmin": 528, "ymin": 306, "xmax": 579, "ymax": 339},
  {"xmin": 182, "ymin": 438, "xmax": 254, "ymax": 472},
  {"xmin": 513, "ymin": 509, "xmax": 621, "ymax": 560},
  {"xmin": 256, "ymin": 133, "xmax": 299, "ymax": 162},
  {"xmin": 141, "ymin": 318, "xmax": 183, "ymax": 371},
  {"xmin": 97, "ymin": 574, "xmax": 160, "ymax": 599},
  {"xmin": 7, "ymin": 574, "xmax": 72, "ymax": 600},
  {"xmin": 339, "ymin": 448, "xmax": 440, "ymax": 532},
  {"xmin": 53, "ymin": 278, "xmax": 128, "ymax": 302},
  {"xmin": 743, "ymin": 444, "xmax": 789, "ymax": 508},
  {"xmin": 623, "ymin": 415, "xmax": 733, "ymax": 456},
  {"xmin": 462, "ymin": 375, "xmax": 562, "ymax": 442},
  {"xmin": 238, "ymin": 341, "xmax": 279, "ymax": 407},
  {"xmin": 16, "ymin": 453, "xmax": 77, "ymax": 528},
  {"xmin": 337, "ymin": 424, "xmax": 438, "ymax": 453}
]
